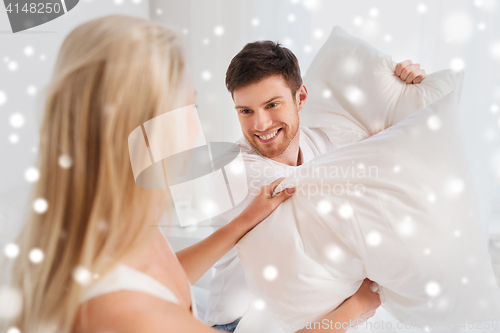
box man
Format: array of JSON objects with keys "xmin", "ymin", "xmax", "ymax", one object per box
[{"xmin": 205, "ymin": 40, "xmax": 426, "ymax": 332}]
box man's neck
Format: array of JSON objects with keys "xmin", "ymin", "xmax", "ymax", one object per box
[{"xmin": 269, "ymin": 131, "xmax": 302, "ymax": 167}]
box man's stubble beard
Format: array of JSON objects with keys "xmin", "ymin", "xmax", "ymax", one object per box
[{"xmin": 246, "ymin": 109, "xmax": 300, "ymax": 159}]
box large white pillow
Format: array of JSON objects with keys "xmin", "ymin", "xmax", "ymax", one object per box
[
  {"xmin": 236, "ymin": 86, "xmax": 500, "ymax": 332},
  {"xmin": 300, "ymin": 25, "xmax": 464, "ymax": 147}
]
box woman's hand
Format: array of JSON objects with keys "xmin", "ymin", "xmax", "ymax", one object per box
[
  {"xmin": 239, "ymin": 177, "xmax": 295, "ymax": 229},
  {"xmin": 395, "ymin": 60, "xmax": 426, "ymax": 84},
  {"xmin": 175, "ymin": 178, "xmax": 294, "ymax": 284}
]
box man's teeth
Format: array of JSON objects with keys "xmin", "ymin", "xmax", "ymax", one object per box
[{"xmin": 259, "ymin": 129, "xmax": 279, "ymax": 140}]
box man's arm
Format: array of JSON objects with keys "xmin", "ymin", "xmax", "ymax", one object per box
[{"xmin": 395, "ymin": 60, "xmax": 426, "ymax": 84}]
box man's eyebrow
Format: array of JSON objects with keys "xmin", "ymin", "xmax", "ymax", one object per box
[{"xmin": 234, "ymin": 95, "xmax": 284, "ymax": 110}]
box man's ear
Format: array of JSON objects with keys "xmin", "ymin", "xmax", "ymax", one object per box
[{"xmin": 295, "ymin": 84, "xmax": 308, "ymax": 112}]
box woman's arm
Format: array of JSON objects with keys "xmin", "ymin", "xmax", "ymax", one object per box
[
  {"xmin": 176, "ymin": 177, "xmax": 295, "ymax": 284},
  {"xmin": 296, "ymin": 278, "xmax": 381, "ymax": 332}
]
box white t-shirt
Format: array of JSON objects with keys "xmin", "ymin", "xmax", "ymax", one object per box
[{"xmin": 204, "ymin": 126, "xmax": 337, "ymax": 326}]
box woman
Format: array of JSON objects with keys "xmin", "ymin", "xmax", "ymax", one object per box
[{"xmin": 9, "ymin": 15, "xmax": 380, "ymax": 332}]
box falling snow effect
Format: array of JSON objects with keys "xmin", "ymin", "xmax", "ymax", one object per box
[
  {"xmin": 24, "ymin": 167, "xmax": 39, "ymax": 183},
  {"xmin": 0, "ymin": 90, "xmax": 6, "ymax": 105},
  {"xmin": 27, "ymin": 85, "xmax": 37, "ymax": 96},
  {"xmin": 344, "ymin": 85, "xmax": 366, "ymax": 106},
  {"xmin": 254, "ymin": 299, "xmax": 266, "ymax": 310},
  {"xmin": 398, "ymin": 216, "xmax": 415, "ymax": 237},
  {"xmin": 6, "ymin": 328, "xmax": 21, "ymax": 333},
  {"xmin": 425, "ymin": 281, "xmax": 441, "ymax": 297},
  {"xmin": 8, "ymin": 61, "xmax": 18, "ymax": 71},
  {"xmin": 322, "ymin": 89, "xmax": 332, "ymax": 99},
  {"xmin": 447, "ymin": 178, "xmax": 465, "ymax": 195},
  {"xmin": 369, "ymin": 8, "xmax": 379, "ymax": 18},
  {"xmin": 417, "ymin": 3, "xmax": 428, "ymax": 13},
  {"xmin": 490, "ymin": 41, "xmax": 500, "ymax": 59},
  {"xmin": 302, "ymin": 0, "xmax": 321, "ymax": 12},
  {"xmin": 342, "ymin": 58, "xmax": 361, "ymax": 77},
  {"xmin": 263, "ymin": 265, "xmax": 278, "ymax": 281},
  {"xmin": 367, "ymin": 231, "xmax": 381, "ymax": 246},
  {"xmin": 73, "ymin": 266, "xmax": 92, "ymax": 286},
  {"xmin": 317, "ymin": 200, "xmax": 332, "ymax": 215},
  {"xmin": 33, "ymin": 198, "xmax": 48, "ymax": 213},
  {"xmin": 0, "ymin": 287, "xmax": 23, "ymax": 319},
  {"xmin": 449, "ymin": 57, "xmax": 465, "ymax": 72},
  {"xmin": 313, "ymin": 29, "xmax": 323, "ymax": 39},
  {"xmin": 10, "ymin": 113, "xmax": 25, "ymax": 128},
  {"xmin": 214, "ymin": 26, "xmax": 224, "ymax": 36},
  {"xmin": 325, "ymin": 244, "xmax": 345, "ymax": 263},
  {"xmin": 201, "ymin": 199, "xmax": 218, "ymax": 216},
  {"xmin": 338, "ymin": 203, "xmax": 353, "ymax": 219},
  {"xmin": 24, "ymin": 46, "xmax": 34, "ymax": 56},
  {"xmin": 427, "ymin": 115, "xmax": 441, "ymax": 130},
  {"xmin": 29, "ymin": 248, "xmax": 44, "ymax": 263},
  {"xmin": 228, "ymin": 159, "xmax": 245, "ymax": 175},
  {"xmin": 4, "ymin": 243, "xmax": 20, "ymax": 258},
  {"xmin": 58, "ymin": 155, "xmax": 73, "ymax": 169},
  {"xmin": 201, "ymin": 70, "xmax": 211, "ymax": 81},
  {"xmin": 9, "ymin": 134, "xmax": 19, "ymax": 144},
  {"xmin": 353, "ymin": 16, "xmax": 363, "ymax": 26}
]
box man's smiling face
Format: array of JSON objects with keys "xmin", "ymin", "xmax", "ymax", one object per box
[{"xmin": 233, "ymin": 75, "xmax": 301, "ymax": 159}]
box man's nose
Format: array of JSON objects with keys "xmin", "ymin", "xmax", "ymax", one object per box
[{"xmin": 254, "ymin": 111, "xmax": 273, "ymax": 132}]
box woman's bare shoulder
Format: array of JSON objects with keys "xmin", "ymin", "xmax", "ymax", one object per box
[{"xmin": 73, "ymin": 291, "xmax": 216, "ymax": 333}]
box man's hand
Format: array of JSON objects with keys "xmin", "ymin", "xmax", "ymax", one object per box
[{"xmin": 395, "ymin": 60, "xmax": 426, "ymax": 84}]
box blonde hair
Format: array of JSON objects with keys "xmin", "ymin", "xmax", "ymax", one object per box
[{"xmin": 10, "ymin": 14, "xmax": 188, "ymax": 332}]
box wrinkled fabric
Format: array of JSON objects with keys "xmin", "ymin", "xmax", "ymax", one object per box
[{"xmin": 236, "ymin": 89, "xmax": 500, "ymax": 332}]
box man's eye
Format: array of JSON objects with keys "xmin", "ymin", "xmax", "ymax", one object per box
[
  {"xmin": 268, "ymin": 102, "xmax": 277, "ymax": 108},
  {"xmin": 241, "ymin": 109, "xmax": 251, "ymax": 114}
]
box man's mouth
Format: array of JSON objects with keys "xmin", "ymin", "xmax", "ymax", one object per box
[{"xmin": 255, "ymin": 128, "xmax": 282, "ymax": 143}]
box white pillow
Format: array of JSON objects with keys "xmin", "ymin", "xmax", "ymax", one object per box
[
  {"xmin": 300, "ymin": 25, "xmax": 464, "ymax": 147},
  {"xmin": 236, "ymin": 86, "xmax": 500, "ymax": 332}
]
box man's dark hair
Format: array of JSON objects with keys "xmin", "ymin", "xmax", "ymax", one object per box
[{"xmin": 225, "ymin": 41, "xmax": 302, "ymax": 99}]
